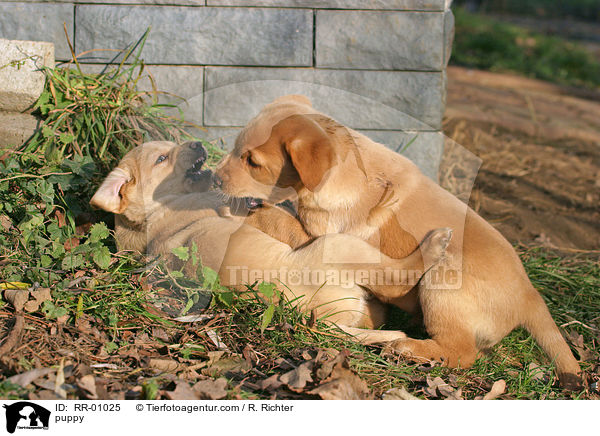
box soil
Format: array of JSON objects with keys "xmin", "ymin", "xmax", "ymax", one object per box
[{"xmin": 441, "ymin": 66, "xmax": 600, "ymax": 251}]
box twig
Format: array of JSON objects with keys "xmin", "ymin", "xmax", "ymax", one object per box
[
  {"xmin": 0, "ymin": 172, "xmax": 72, "ymax": 184},
  {"xmin": 561, "ymin": 320, "xmax": 599, "ymax": 332},
  {"xmin": 0, "ymin": 314, "xmax": 25, "ymax": 355}
]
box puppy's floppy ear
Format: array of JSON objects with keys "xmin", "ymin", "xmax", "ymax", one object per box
[
  {"xmin": 90, "ymin": 167, "xmax": 132, "ymax": 213},
  {"xmin": 284, "ymin": 117, "xmax": 334, "ymax": 192},
  {"xmin": 271, "ymin": 94, "xmax": 312, "ymax": 107}
]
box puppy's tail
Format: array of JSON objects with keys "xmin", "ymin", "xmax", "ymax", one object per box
[{"xmin": 522, "ymin": 290, "xmax": 582, "ymax": 390}]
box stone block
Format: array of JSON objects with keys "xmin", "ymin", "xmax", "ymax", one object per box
[
  {"xmin": 204, "ymin": 67, "xmax": 444, "ymax": 130},
  {"xmin": 207, "ymin": 0, "xmax": 446, "ymax": 11},
  {"xmin": 316, "ymin": 11, "xmax": 444, "ymax": 71},
  {"xmin": 358, "ymin": 130, "xmax": 443, "ymax": 181},
  {"xmin": 0, "ymin": 112, "xmax": 40, "ymax": 148},
  {"xmin": 76, "ymin": 6, "xmax": 312, "ymax": 66},
  {"xmin": 0, "ymin": 39, "xmax": 54, "ymax": 112},
  {"xmin": 0, "ymin": 3, "xmax": 74, "ymax": 60}
]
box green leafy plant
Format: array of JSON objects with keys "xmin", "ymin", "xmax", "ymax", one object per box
[{"xmin": 22, "ymin": 29, "xmax": 195, "ymax": 171}]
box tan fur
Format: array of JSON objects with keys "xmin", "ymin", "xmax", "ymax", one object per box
[
  {"xmin": 215, "ymin": 96, "xmax": 582, "ymax": 389},
  {"xmin": 91, "ymin": 140, "xmax": 450, "ymax": 345}
]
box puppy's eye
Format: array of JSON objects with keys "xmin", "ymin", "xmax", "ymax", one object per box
[
  {"xmin": 246, "ymin": 154, "xmax": 260, "ymax": 168},
  {"xmin": 155, "ymin": 155, "xmax": 168, "ymax": 165}
]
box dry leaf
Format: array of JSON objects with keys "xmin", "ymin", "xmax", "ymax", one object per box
[
  {"xmin": 309, "ymin": 351, "xmax": 371, "ymax": 400},
  {"xmin": 54, "ymin": 359, "xmax": 67, "ymax": 399},
  {"xmin": 528, "ymin": 363, "xmax": 546, "ymax": 381},
  {"xmin": 148, "ymin": 358, "xmax": 181, "ymax": 373},
  {"xmin": 483, "ymin": 379, "xmax": 506, "ymax": 400},
  {"xmin": 6, "ymin": 368, "xmax": 54, "ymax": 387},
  {"xmin": 3, "ymin": 289, "xmax": 28, "ymax": 311},
  {"xmin": 77, "ymin": 375, "xmax": 98, "ymax": 399},
  {"xmin": 279, "ymin": 361, "xmax": 314, "ymax": 390},
  {"xmin": 309, "ymin": 366, "xmax": 371, "ymax": 400},
  {"xmin": 203, "ymin": 354, "xmax": 250, "ymax": 377},
  {"xmin": 382, "ymin": 387, "xmax": 421, "ymax": 400},
  {"xmin": 566, "ymin": 330, "xmax": 596, "ymax": 361},
  {"xmin": 174, "ymin": 314, "xmax": 214, "ymax": 323},
  {"xmin": 193, "ymin": 378, "xmax": 228, "ymax": 400},
  {"xmin": 24, "ymin": 288, "xmax": 51, "ymax": 312},
  {"xmin": 151, "ymin": 327, "xmax": 170, "ymax": 342},
  {"xmin": 443, "ymin": 388, "xmax": 463, "ymax": 400},
  {"xmin": 206, "ymin": 329, "xmax": 229, "ymax": 351},
  {"xmin": 424, "ymin": 376, "xmax": 461, "ymax": 399},
  {"xmin": 165, "ymin": 380, "xmax": 198, "ymax": 400},
  {"xmin": 0, "ymin": 214, "xmax": 12, "ymax": 231},
  {"xmin": 256, "ymin": 374, "xmax": 284, "ymax": 392}
]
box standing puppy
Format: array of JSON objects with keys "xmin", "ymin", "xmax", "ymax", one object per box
[{"xmin": 214, "ymin": 95, "xmax": 581, "ymax": 389}]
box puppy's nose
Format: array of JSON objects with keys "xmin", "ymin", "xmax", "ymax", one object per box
[{"xmin": 213, "ymin": 174, "xmax": 223, "ymax": 188}]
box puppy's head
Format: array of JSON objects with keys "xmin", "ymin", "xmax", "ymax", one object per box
[
  {"xmin": 90, "ymin": 141, "xmax": 210, "ymax": 222},
  {"xmin": 215, "ymin": 96, "xmax": 341, "ymax": 204}
]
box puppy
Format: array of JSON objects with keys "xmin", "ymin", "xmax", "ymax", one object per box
[
  {"xmin": 214, "ymin": 96, "xmax": 581, "ymax": 388},
  {"xmin": 90, "ymin": 140, "xmax": 451, "ymax": 345}
]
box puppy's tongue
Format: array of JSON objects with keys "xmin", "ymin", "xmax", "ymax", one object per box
[{"xmin": 245, "ymin": 197, "xmax": 263, "ymax": 210}]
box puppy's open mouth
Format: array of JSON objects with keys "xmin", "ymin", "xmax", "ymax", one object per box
[
  {"xmin": 245, "ymin": 197, "xmax": 263, "ymax": 210},
  {"xmin": 186, "ymin": 154, "xmax": 212, "ymax": 182}
]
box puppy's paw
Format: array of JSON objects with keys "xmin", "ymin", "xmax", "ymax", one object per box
[
  {"xmin": 383, "ymin": 339, "xmax": 443, "ymax": 365},
  {"xmin": 217, "ymin": 206, "xmax": 232, "ymax": 218},
  {"xmin": 420, "ymin": 227, "xmax": 453, "ymax": 269}
]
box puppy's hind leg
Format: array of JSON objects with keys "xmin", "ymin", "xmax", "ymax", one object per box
[{"xmin": 385, "ymin": 328, "xmax": 479, "ymax": 368}]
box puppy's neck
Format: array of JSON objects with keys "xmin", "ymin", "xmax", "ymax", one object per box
[{"xmin": 115, "ymin": 214, "xmax": 148, "ymax": 253}]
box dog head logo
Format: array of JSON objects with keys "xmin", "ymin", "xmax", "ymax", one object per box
[{"xmin": 3, "ymin": 402, "xmax": 50, "ymax": 433}]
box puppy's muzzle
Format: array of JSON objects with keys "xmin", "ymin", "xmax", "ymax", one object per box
[
  {"xmin": 185, "ymin": 142, "xmax": 212, "ymax": 182},
  {"xmin": 212, "ymin": 173, "xmax": 223, "ymax": 188}
]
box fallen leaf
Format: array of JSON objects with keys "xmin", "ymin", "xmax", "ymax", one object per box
[
  {"xmin": 148, "ymin": 358, "xmax": 181, "ymax": 373},
  {"xmin": 174, "ymin": 314, "xmax": 214, "ymax": 323},
  {"xmin": 165, "ymin": 380, "xmax": 198, "ymax": 400},
  {"xmin": 90, "ymin": 363, "xmax": 119, "ymax": 370},
  {"xmin": 443, "ymin": 388, "xmax": 463, "ymax": 400},
  {"xmin": 203, "ymin": 354, "xmax": 251, "ymax": 377},
  {"xmin": 30, "ymin": 390, "xmax": 61, "ymax": 400},
  {"xmin": 565, "ymin": 330, "xmax": 596, "ymax": 361},
  {"xmin": 0, "ymin": 281, "xmax": 29, "ymax": 290},
  {"xmin": 309, "ymin": 354, "xmax": 371, "ymax": 400},
  {"xmin": 3, "ymin": 289, "xmax": 28, "ymax": 311},
  {"xmin": 279, "ymin": 361, "xmax": 314, "ymax": 390},
  {"xmin": 273, "ymin": 358, "xmax": 295, "ymax": 371},
  {"xmin": 23, "ymin": 288, "xmax": 51, "ymax": 312},
  {"xmin": 256, "ymin": 374, "xmax": 284, "ymax": 392},
  {"xmin": 424, "ymin": 376, "xmax": 461, "ymax": 399},
  {"xmin": 77, "ymin": 375, "xmax": 98, "ymax": 399},
  {"xmin": 528, "ymin": 363, "xmax": 546, "ymax": 381},
  {"xmin": 483, "ymin": 379, "xmax": 506, "ymax": 400},
  {"xmin": 206, "ymin": 329, "xmax": 229, "ymax": 351},
  {"xmin": 54, "ymin": 359, "xmax": 67, "ymax": 399},
  {"xmin": 0, "ymin": 214, "xmax": 12, "ymax": 231},
  {"xmin": 382, "ymin": 387, "xmax": 421, "ymax": 400},
  {"xmin": 151, "ymin": 327, "xmax": 170, "ymax": 342},
  {"xmin": 6, "ymin": 368, "xmax": 54, "ymax": 387},
  {"xmin": 193, "ymin": 378, "xmax": 228, "ymax": 400}
]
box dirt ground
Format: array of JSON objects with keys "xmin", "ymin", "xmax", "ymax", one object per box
[{"xmin": 441, "ymin": 66, "xmax": 600, "ymax": 251}]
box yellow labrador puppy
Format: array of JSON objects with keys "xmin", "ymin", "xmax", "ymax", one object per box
[
  {"xmin": 214, "ymin": 96, "xmax": 581, "ymax": 389},
  {"xmin": 90, "ymin": 140, "xmax": 451, "ymax": 344}
]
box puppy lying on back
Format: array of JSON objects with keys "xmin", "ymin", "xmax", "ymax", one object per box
[
  {"xmin": 90, "ymin": 140, "xmax": 451, "ymax": 344},
  {"xmin": 214, "ymin": 95, "xmax": 581, "ymax": 389}
]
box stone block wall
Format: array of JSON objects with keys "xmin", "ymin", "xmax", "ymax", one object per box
[{"xmin": 0, "ymin": 0, "xmax": 454, "ymax": 180}]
